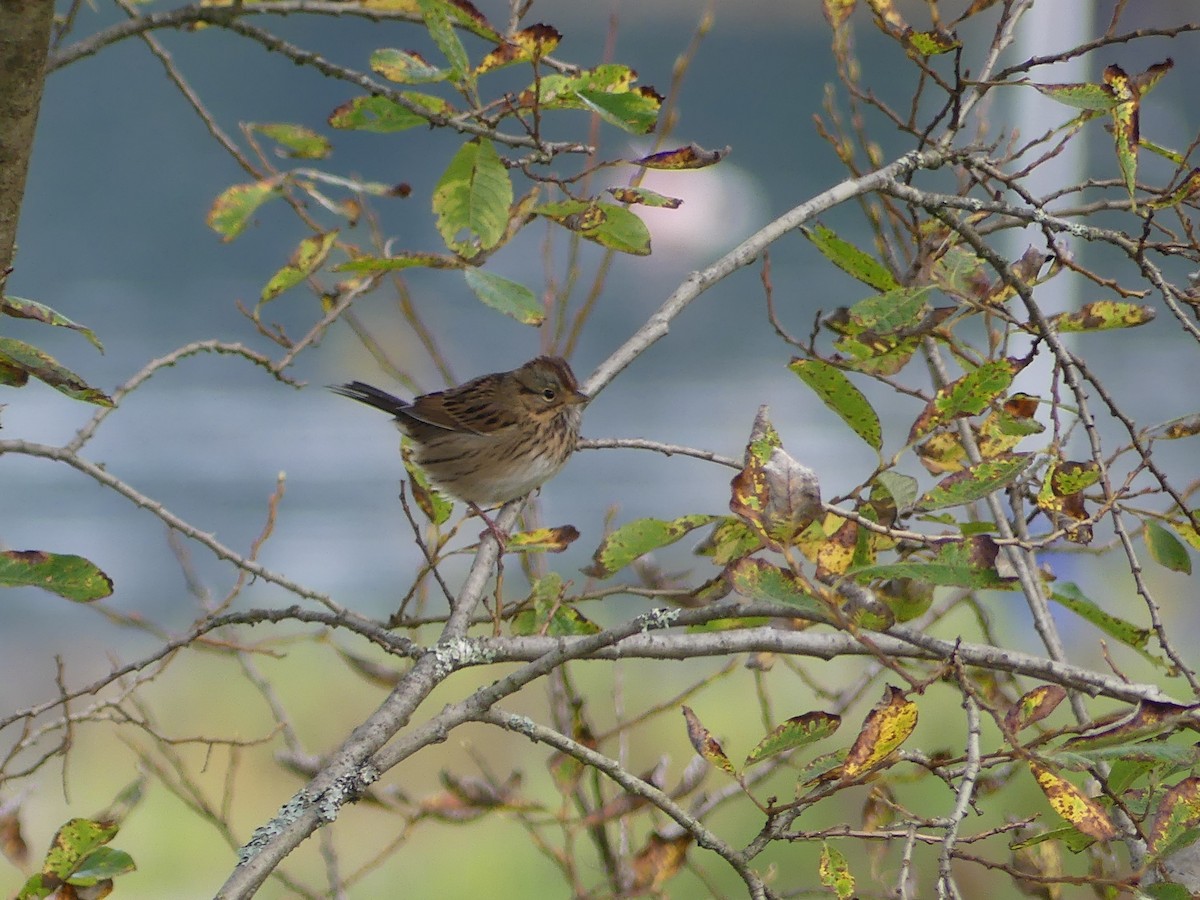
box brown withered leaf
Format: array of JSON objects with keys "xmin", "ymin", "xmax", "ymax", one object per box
[
  {"xmin": 1004, "ymin": 685, "xmax": 1067, "ymax": 734},
  {"xmin": 908, "ymin": 356, "xmax": 1028, "ymax": 444},
  {"xmin": 862, "ymin": 784, "xmax": 896, "ymax": 833},
  {"xmin": 952, "ymin": 0, "xmax": 1003, "ymax": 25},
  {"xmin": 982, "ymin": 245, "xmax": 1054, "ymax": 305},
  {"xmin": 839, "ymin": 581, "xmax": 895, "ymax": 631},
  {"xmin": 842, "ymin": 685, "xmax": 918, "ymax": 779},
  {"xmin": 335, "ymin": 645, "xmax": 403, "ymax": 688},
  {"xmin": 580, "ymin": 759, "xmax": 669, "ymax": 827},
  {"xmin": 1010, "ymin": 821, "xmax": 1064, "ymax": 900},
  {"xmin": 1036, "ymin": 459, "xmax": 1100, "ymax": 544},
  {"xmin": 1062, "ymin": 699, "xmax": 1200, "ymax": 751},
  {"xmin": 681, "ymin": 705, "xmax": 735, "ymax": 775},
  {"xmin": 862, "ymin": 783, "xmax": 897, "ymax": 874},
  {"xmin": 631, "ymin": 831, "xmax": 692, "ymax": 891},
  {"xmin": 1103, "ymin": 61, "xmax": 1176, "ymax": 203},
  {"xmin": 1029, "ymin": 762, "xmax": 1116, "ymax": 842},
  {"xmin": 419, "ymin": 770, "xmax": 530, "ymax": 822},
  {"xmin": 506, "ymin": 525, "xmax": 580, "ymax": 553},
  {"xmin": 865, "ymin": 0, "xmax": 905, "ymax": 32},
  {"xmin": 605, "ymin": 186, "xmax": 683, "ymax": 208},
  {"xmin": 816, "ymin": 518, "xmax": 859, "ymax": 579},
  {"xmin": 1003, "ymin": 393, "xmax": 1040, "ymax": 419},
  {"xmin": 822, "ymin": 0, "xmax": 855, "ymax": 30},
  {"xmin": 1149, "ymin": 776, "xmax": 1200, "ymax": 862},
  {"xmin": 1162, "ymin": 415, "xmax": 1200, "ymax": 439},
  {"xmin": 730, "ymin": 407, "xmax": 822, "ymax": 550},
  {"xmin": 0, "ymin": 804, "xmax": 28, "ymax": 867},
  {"xmin": 635, "ymin": 143, "xmax": 729, "ymax": 170},
  {"xmin": 476, "ymin": 23, "xmax": 561, "ymax": 73},
  {"xmin": 1150, "ymin": 167, "xmax": 1200, "ymax": 210}
]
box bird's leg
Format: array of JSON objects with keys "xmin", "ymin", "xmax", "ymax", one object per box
[
  {"xmin": 468, "ymin": 502, "xmax": 509, "ymax": 554},
  {"xmin": 467, "ymin": 502, "xmax": 508, "ymax": 634}
]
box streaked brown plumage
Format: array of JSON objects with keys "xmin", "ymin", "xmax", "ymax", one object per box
[{"xmin": 331, "ymin": 356, "xmax": 587, "ymax": 506}]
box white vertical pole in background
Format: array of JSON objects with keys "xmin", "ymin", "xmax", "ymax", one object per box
[{"xmin": 1009, "ymin": 0, "xmax": 1094, "ymax": 395}]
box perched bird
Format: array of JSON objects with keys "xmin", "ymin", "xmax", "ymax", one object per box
[{"xmin": 330, "ymin": 356, "xmax": 588, "ymax": 509}]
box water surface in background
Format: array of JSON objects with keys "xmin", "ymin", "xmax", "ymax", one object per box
[{"xmin": 4, "ymin": 3, "xmax": 1197, "ymax": 697}]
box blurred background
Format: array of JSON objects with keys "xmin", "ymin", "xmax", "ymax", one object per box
[{"xmin": 3, "ymin": 0, "xmax": 1199, "ymax": 895}]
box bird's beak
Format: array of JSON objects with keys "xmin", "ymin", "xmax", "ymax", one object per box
[{"xmin": 571, "ymin": 389, "xmax": 590, "ymax": 406}]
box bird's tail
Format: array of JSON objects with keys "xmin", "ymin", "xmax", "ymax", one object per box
[{"xmin": 329, "ymin": 381, "xmax": 410, "ymax": 417}]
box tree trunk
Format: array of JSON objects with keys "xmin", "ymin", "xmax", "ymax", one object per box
[{"xmin": 0, "ymin": 0, "xmax": 54, "ymax": 287}]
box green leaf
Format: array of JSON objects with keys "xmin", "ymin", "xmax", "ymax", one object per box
[
  {"xmin": 1029, "ymin": 81, "xmax": 1117, "ymax": 112},
  {"xmin": 577, "ymin": 203, "xmax": 651, "ymax": 255},
  {"xmin": 433, "ymin": 139, "xmax": 513, "ymax": 254},
  {"xmin": 832, "ymin": 287, "xmax": 930, "ymax": 335},
  {"xmin": 512, "ymin": 573, "xmax": 599, "ymax": 636},
  {"xmin": 0, "ymin": 337, "xmax": 113, "ymax": 406},
  {"xmin": 878, "ymin": 577, "xmax": 933, "ymax": 622},
  {"xmin": 1048, "ymin": 301, "xmax": 1156, "ymax": 332},
  {"xmin": 1145, "ymin": 520, "xmax": 1192, "ymax": 574},
  {"xmin": 537, "ymin": 200, "xmax": 652, "ymax": 256},
  {"xmin": 0, "ymin": 550, "xmax": 113, "ymax": 601},
  {"xmin": 68, "ymin": 847, "xmax": 136, "ymax": 885},
  {"xmin": 462, "ymin": 269, "xmax": 543, "ymax": 325},
  {"xmin": 261, "ymin": 230, "xmax": 339, "ymax": 302},
  {"xmin": 909, "ymin": 358, "xmax": 1020, "ymax": 441},
  {"xmin": 418, "ymin": 0, "xmax": 471, "ymax": 79},
  {"xmin": 789, "ymin": 359, "xmax": 882, "ymax": 451},
  {"xmin": 0, "ymin": 295, "xmax": 103, "ymax": 351},
  {"xmin": 402, "ymin": 440, "xmax": 453, "ymax": 526},
  {"xmin": 252, "ymin": 123, "xmax": 331, "ymax": 159},
  {"xmin": 833, "ymin": 333, "xmax": 919, "ymax": 376},
  {"xmin": 525, "ymin": 63, "xmax": 639, "ymax": 107},
  {"xmin": 1051, "ymin": 585, "xmax": 1152, "ymax": 657},
  {"xmin": 916, "ymin": 454, "xmax": 1032, "ymax": 511},
  {"xmin": 819, "ymin": 842, "xmax": 856, "ymax": 900},
  {"xmin": 744, "ymin": 712, "xmax": 841, "ymax": 766},
  {"xmin": 687, "ymin": 615, "xmax": 771, "ymax": 633},
  {"xmin": 905, "ymin": 29, "xmax": 961, "ymax": 56},
  {"xmin": 582, "ymin": 515, "xmax": 718, "ymax": 579},
  {"xmin": 1171, "ymin": 514, "xmax": 1200, "ymax": 552},
  {"xmin": 16, "ymin": 874, "xmax": 51, "ymax": 900},
  {"xmin": 41, "ymin": 818, "xmax": 119, "ymax": 879},
  {"xmin": 873, "ymin": 471, "xmax": 919, "ymax": 512},
  {"xmin": 574, "ymin": 88, "xmax": 661, "ymax": 134},
  {"xmin": 206, "ymin": 180, "xmax": 282, "ymax": 241},
  {"xmin": 1054, "ymin": 743, "xmax": 1199, "ymax": 773},
  {"xmin": 726, "ymin": 557, "xmax": 830, "ymax": 619},
  {"xmin": 802, "ymin": 225, "xmax": 899, "ymax": 291},
  {"xmin": 328, "ymin": 93, "xmax": 449, "ymax": 132},
  {"xmin": 332, "ymin": 252, "xmax": 458, "ymax": 273},
  {"xmin": 694, "ymin": 517, "xmax": 762, "ymax": 566},
  {"xmin": 369, "ymin": 48, "xmax": 448, "ymax": 84},
  {"xmin": 1143, "ymin": 881, "xmax": 1194, "ymax": 900},
  {"xmin": 1104, "ymin": 64, "xmax": 1139, "ymax": 204},
  {"xmin": 851, "ymin": 538, "xmax": 1016, "ymax": 590}
]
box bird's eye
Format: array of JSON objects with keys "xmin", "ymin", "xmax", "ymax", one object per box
[{"xmin": 541, "ymin": 388, "xmax": 557, "ymax": 402}]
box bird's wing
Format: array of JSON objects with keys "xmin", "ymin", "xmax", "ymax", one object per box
[{"xmin": 414, "ymin": 375, "xmax": 515, "ymax": 436}]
